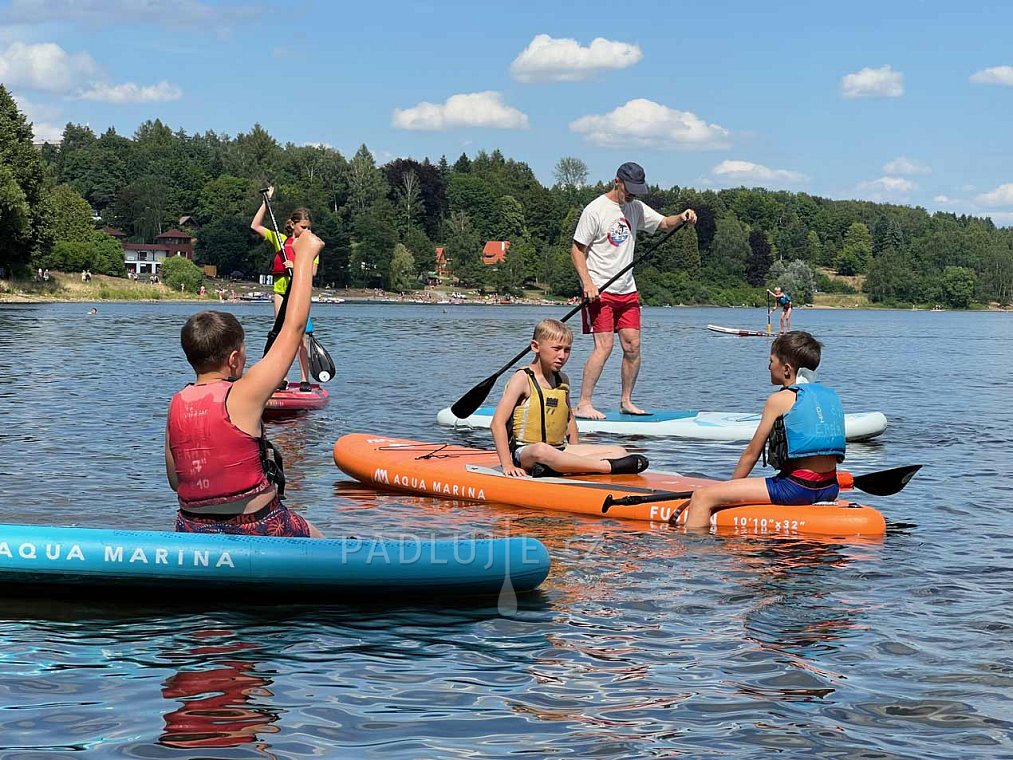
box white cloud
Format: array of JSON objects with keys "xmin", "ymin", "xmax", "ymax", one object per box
[
  {"xmin": 933, "ymin": 195, "xmax": 955, "ymax": 204},
  {"xmin": 841, "ymin": 65, "xmax": 904, "ymax": 98},
  {"xmin": 0, "ymin": 41, "xmax": 101, "ymax": 93},
  {"xmin": 974, "ymin": 183, "xmax": 1013, "ymax": 208},
  {"xmin": 11, "ymin": 92, "xmax": 63, "ymax": 142},
  {"xmin": 569, "ymin": 98, "xmax": 730, "ymax": 150},
  {"xmin": 857, "ymin": 176, "xmax": 916, "ymax": 201},
  {"xmin": 1, "ymin": 0, "xmax": 262, "ymax": 27},
  {"xmin": 969, "ymin": 66, "xmax": 1013, "ymax": 86},
  {"xmin": 392, "ymin": 91, "xmax": 528, "ymax": 131},
  {"xmin": 76, "ymin": 80, "xmax": 182, "ymax": 103},
  {"xmin": 983, "ymin": 211, "xmax": 1013, "ymax": 227},
  {"xmin": 883, "ymin": 156, "xmax": 930, "ymax": 176},
  {"xmin": 510, "ymin": 34, "xmax": 642, "ymax": 83},
  {"xmin": 711, "ymin": 160, "xmax": 806, "ymax": 187}
]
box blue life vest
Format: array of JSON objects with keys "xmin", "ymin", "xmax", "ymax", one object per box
[
  {"xmin": 765, "ymin": 383, "xmax": 846, "ymax": 470},
  {"xmin": 777, "ymin": 293, "xmax": 791, "ymax": 307}
]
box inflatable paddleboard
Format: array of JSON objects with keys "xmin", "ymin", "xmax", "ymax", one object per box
[
  {"xmin": 707, "ymin": 324, "xmax": 771, "ymax": 337},
  {"xmin": 265, "ymin": 384, "xmax": 329, "ymax": 415},
  {"xmin": 333, "ymin": 435, "xmax": 886, "ymax": 537},
  {"xmin": 0, "ymin": 523, "xmax": 550, "ymax": 599},
  {"xmin": 437, "ymin": 407, "xmax": 888, "ymax": 442}
]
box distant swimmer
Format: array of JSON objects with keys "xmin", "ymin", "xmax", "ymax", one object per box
[{"xmin": 88, "ymin": 307, "xmax": 98, "ymax": 315}]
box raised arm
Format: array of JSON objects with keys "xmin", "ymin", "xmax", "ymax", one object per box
[
  {"xmin": 230, "ymin": 230, "xmax": 324, "ymax": 430},
  {"xmin": 250, "ymin": 185, "xmax": 274, "ymax": 239}
]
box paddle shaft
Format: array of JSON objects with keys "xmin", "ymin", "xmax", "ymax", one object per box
[
  {"xmin": 600, "ymin": 465, "xmax": 920, "ymax": 512},
  {"xmin": 262, "ymin": 189, "xmax": 291, "ymax": 355},
  {"xmin": 767, "ymin": 293, "xmax": 772, "ymax": 335},
  {"xmin": 451, "ymin": 217, "xmax": 689, "ymax": 418}
]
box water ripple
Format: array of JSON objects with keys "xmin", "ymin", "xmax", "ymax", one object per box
[{"xmin": 0, "ymin": 303, "xmax": 1010, "ymax": 757}]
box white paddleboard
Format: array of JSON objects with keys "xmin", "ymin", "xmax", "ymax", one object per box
[
  {"xmin": 707, "ymin": 324, "xmax": 771, "ymax": 337},
  {"xmin": 437, "ymin": 406, "xmax": 888, "ymax": 442}
]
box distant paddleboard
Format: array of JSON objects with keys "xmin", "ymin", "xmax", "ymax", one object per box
[
  {"xmin": 437, "ymin": 406, "xmax": 888, "ymax": 442},
  {"xmin": 264, "ymin": 384, "xmax": 329, "ymax": 416},
  {"xmin": 707, "ymin": 324, "xmax": 771, "ymax": 337}
]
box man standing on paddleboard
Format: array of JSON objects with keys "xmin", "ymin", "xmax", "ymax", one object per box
[{"xmin": 570, "ymin": 162, "xmax": 696, "ymax": 420}]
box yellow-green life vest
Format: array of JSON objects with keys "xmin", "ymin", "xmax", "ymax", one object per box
[{"xmin": 511, "ymin": 369, "xmax": 570, "ymax": 447}]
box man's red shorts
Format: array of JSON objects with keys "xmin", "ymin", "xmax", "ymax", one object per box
[{"xmin": 581, "ymin": 291, "xmax": 641, "ymax": 334}]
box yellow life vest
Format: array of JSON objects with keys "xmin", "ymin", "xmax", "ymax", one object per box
[{"xmin": 511, "ymin": 368, "xmax": 570, "ymax": 447}]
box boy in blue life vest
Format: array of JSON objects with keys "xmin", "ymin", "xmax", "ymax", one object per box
[
  {"xmin": 683, "ymin": 331, "xmax": 845, "ymax": 530},
  {"xmin": 491, "ymin": 318, "xmax": 649, "ymax": 478},
  {"xmin": 767, "ymin": 286, "xmax": 793, "ymax": 334}
]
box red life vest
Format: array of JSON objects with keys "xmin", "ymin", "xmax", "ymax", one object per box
[
  {"xmin": 167, "ymin": 380, "xmax": 273, "ymax": 509},
  {"xmin": 271, "ymin": 234, "xmax": 295, "ymax": 276}
]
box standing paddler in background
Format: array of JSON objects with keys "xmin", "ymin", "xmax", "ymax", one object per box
[
  {"xmin": 250, "ymin": 186, "xmax": 319, "ymax": 392},
  {"xmin": 767, "ymin": 286, "xmax": 793, "ymax": 335},
  {"xmin": 570, "ymin": 162, "xmax": 697, "ymax": 420}
]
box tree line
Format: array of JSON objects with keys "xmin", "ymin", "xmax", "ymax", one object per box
[{"xmin": 2, "ymin": 84, "xmax": 1011, "ymax": 308}]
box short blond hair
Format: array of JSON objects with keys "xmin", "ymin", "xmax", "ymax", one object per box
[{"xmin": 532, "ymin": 318, "xmax": 572, "ymax": 343}]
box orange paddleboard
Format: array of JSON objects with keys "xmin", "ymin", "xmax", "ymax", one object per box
[{"xmin": 333, "ymin": 434, "xmax": 886, "ymax": 537}]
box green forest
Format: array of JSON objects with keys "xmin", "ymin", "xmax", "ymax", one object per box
[{"xmin": 2, "ymin": 85, "xmax": 1011, "ymax": 308}]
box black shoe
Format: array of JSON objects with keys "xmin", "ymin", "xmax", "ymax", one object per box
[
  {"xmin": 276, "ymin": 380, "xmax": 288, "ymax": 392},
  {"xmin": 530, "ymin": 463, "xmax": 563, "ymax": 478},
  {"xmin": 299, "ymin": 381, "xmax": 312, "ymax": 393},
  {"xmin": 607, "ymin": 454, "xmax": 649, "ymax": 475}
]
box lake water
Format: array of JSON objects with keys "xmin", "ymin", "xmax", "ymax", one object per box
[{"xmin": 0, "ymin": 301, "xmax": 1010, "ymax": 757}]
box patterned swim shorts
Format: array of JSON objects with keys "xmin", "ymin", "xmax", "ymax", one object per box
[{"xmin": 176, "ymin": 500, "xmax": 311, "ymax": 537}]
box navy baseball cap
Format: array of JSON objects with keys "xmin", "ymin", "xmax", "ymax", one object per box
[{"xmin": 616, "ymin": 162, "xmax": 648, "ymax": 195}]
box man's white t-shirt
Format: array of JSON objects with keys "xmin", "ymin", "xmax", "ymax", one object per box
[{"xmin": 573, "ymin": 194, "xmax": 664, "ymax": 295}]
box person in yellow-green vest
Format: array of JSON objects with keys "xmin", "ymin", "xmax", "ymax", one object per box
[{"xmin": 491, "ymin": 319, "xmax": 649, "ymax": 478}]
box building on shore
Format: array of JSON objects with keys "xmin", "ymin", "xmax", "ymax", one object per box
[{"xmin": 112, "ymin": 228, "xmax": 196, "ymax": 277}]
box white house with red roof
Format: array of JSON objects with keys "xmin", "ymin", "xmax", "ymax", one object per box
[{"xmin": 119, "ymin": 229, "xmax": 196, "ymax": 276}]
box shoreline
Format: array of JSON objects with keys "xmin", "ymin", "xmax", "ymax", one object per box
[{"xmin": 2, "ymin": 275, "xmax": 1008, "ymax": 311}]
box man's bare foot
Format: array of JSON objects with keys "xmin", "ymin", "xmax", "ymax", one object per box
[
  {"xmin": 574, "ymin": 403, "xmax": 606, "ymax": 420},
  {"xmin": 619, "ymin": 402, "xmax": 652, "ymax": 416}
]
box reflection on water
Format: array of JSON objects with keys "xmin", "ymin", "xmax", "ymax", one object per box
[
  {"xmin": 0, "ymin": 302, "xmax": 1011, "ymax": 756},
  {"xmin": 160, "ymin": 632, "xmax": 278, "ymax": 750}
]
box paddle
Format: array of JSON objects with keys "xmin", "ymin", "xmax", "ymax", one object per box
[
  {"xmin": 261, "ymin": 188, "xmax": 289, "ymax": 356},
  {"xmin": 848, "ymin": 464, "xmax": 922, "ymax": 496},
  {"xmin": 599, "ymin": 464, "xmax": 921, "ymax": 514},
  {"xmin": 450, "ymin": 217, "xmax": 690, "ymax": 419},
  {"xmin": 767, "ymin": 292, "xmax": 772, "ymax": 335},
  {"xmin": 308, "ymin": 332, "xmax": 336, "ymax": 382}
]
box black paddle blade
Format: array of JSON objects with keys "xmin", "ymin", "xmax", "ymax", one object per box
[
  {"xmin": 601, "ymin": 489, "xmax": 693, "ymax": 513},
  {"xmin": 308, "ymin": 334, "xmax": 335, "ymax": 383},
  {"xmin": 852, "ymin": 465, "xmax": 922, "ymax": 496},
  {"xmin": 450, "ymin": 374, "xmax": 499, "ymax": 419}
]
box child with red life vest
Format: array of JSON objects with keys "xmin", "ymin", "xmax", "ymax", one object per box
[
  {"xmin": 250, "ymin": 186, "xmax": 318, "ymax": 392},
  {"xmin": 682, "ymin": 331, "xmax": 846, "ymax": 530},
  {"xmin": 491, "ymin": 319, "xmax": 649, "ymax": 478},
  {"xmin": 164, "ymin": 230, "xmax": 325, "ymax": 537}
]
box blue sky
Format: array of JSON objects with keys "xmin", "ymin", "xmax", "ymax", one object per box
[{"xmin": 2, "ymin": 0, "xmax": 1011, "ymax": 224}]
